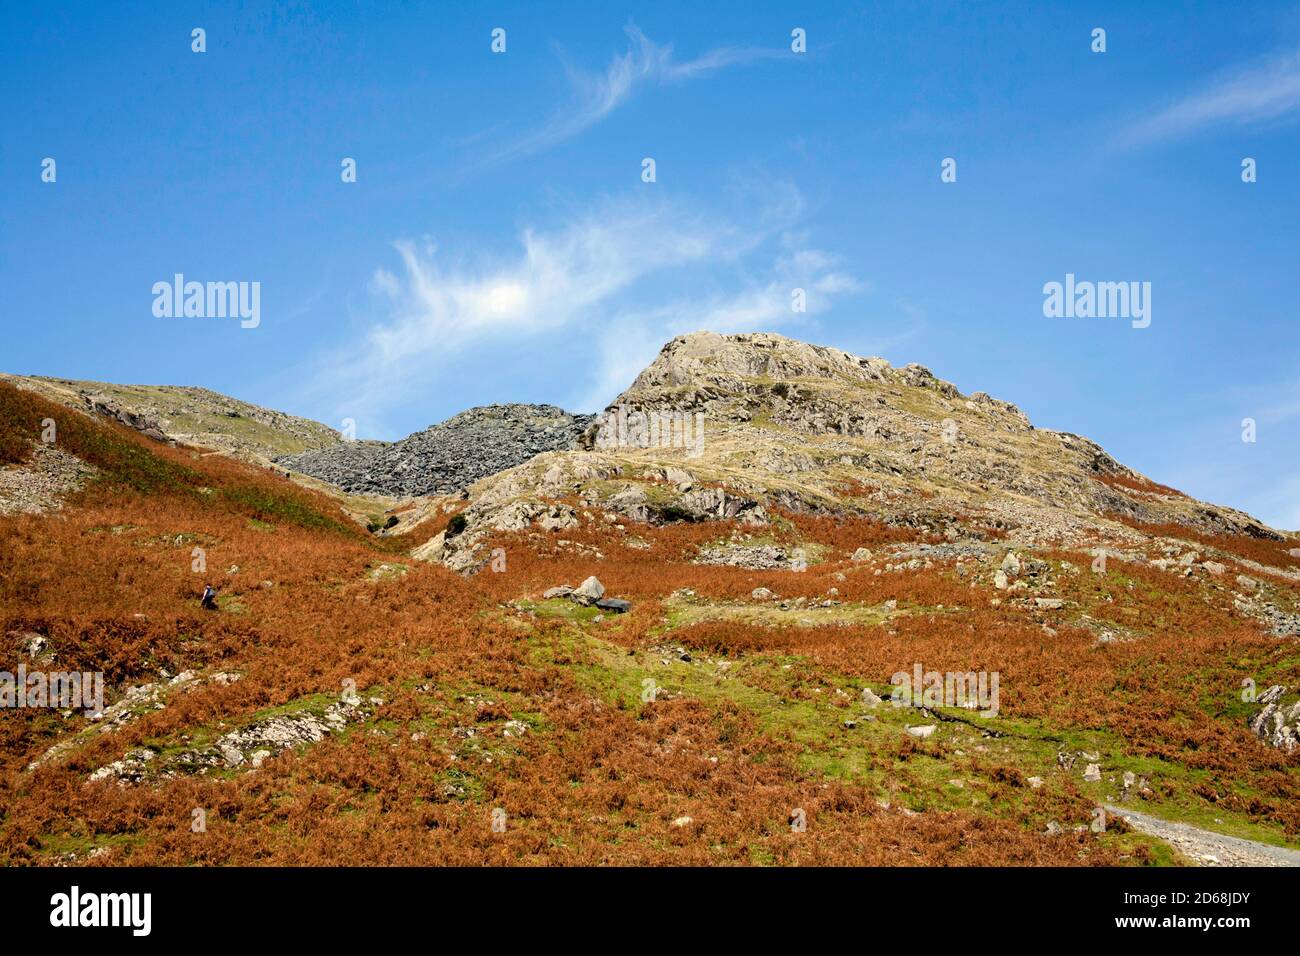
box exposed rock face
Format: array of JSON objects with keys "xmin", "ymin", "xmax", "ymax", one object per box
[
  {"xmin": 88, "ymin": 694, "xmax": 375, "ymax": 784},
  {"xmin": 591, "ymin": 332, "xmax": 1266, "ymax": 538},
  {"xmin": 83, "ymin": 395, "xmax": 169, "ymax": 443},
  {"xmin": 695, "ymin": 544, "xmax": 791, "ymax": 570},
  {"xmin": 278, "ymin": 404, "xmax": 594, "ymax": 498},
  {"xmin": 1250, "ymin": 686, "xmax": 1300, "ymax": 751}
]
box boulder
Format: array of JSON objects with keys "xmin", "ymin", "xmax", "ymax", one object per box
[
  {"xmin": 664, "ymin": 466, "xmax": 694, "ymax": 489},
  {"xmin": 573, "ymin": 576, "xmax": 606, "ymax": 605},
  {"xmin": 595, "ymin": 597, "xmax": 631, "ymax": 614}
]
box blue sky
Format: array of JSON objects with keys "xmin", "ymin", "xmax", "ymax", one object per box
[{"xmin": 3, "ymin": 1, "xmax": 1299, "ymax": 527}]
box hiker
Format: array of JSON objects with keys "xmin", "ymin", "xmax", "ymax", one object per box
[{"xmin": 201, "ymin": 585, "xmax": 218, "ymax": 611}]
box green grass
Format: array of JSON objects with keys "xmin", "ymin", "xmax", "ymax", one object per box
[{"xmin": 520, "ymin": 609, "xmax": 1300, "ymax": 861}]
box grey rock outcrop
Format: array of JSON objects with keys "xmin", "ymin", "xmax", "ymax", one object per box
[
  {"xmin": 1250, "ymin": 685, "xmax": 1300, "ymax": 751},
  {"xmin": 279, "ymin": 404, "xmax": 595, "ymax": 497}
]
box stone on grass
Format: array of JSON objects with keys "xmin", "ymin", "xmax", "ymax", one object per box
[{"xmin": 572, "ymin": 576, "xmax": 605, "ymax": 605}]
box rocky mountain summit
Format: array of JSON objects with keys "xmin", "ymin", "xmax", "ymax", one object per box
[
  {"xmin": 278, "ymin": 404, "xmax": 596, "ymax": 498},
  {"xmin": 421, "ymin": 331, "xmax": 1286, "ymax": 573}
]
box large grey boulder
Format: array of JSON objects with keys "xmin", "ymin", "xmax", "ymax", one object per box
[{"xmin": 573, "ymin": 576, "xmax": 606, "ymax": 605}]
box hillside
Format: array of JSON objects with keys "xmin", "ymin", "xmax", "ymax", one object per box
[
  {"xmin": 2, "ymin": 333, "xmax": 1299, "ymax": 868},
  {"xmin": 0, "ymin": 374, "xmax": 344, "ymax": 464}
]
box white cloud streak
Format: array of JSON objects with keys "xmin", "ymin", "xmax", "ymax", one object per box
[
  {"xmin": 300, "ymin": 192, "xmax": 860, "ymax": 425},
  {"xmin": 494, "ymin": 24, "xmax": 785, "ymax": 162},
  {"xmin": 1121, "ymin": 50, "xmax": 1300, "ymax": 146}
]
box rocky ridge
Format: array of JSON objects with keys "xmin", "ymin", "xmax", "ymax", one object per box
[
  {"xmin": 420, "ymin": 331, "xmax": 1289, "ymax": 574},
  {"xmin": 0, "ymin": 374, "xmax": 343, "ymax": 463}
]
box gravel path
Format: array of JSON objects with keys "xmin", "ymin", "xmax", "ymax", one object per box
[{"xmin": 1106, "ymin": 805, "xmax": 1300, "ymax": 867}]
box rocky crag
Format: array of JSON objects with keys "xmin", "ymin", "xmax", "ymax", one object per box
[{"xmin": 418, "ymin": 331, "xmax": 1286, "ymax": 573}]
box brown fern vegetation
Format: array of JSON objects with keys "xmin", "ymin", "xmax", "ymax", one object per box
[
  {"xmin": 1096, "ymin": 473, "xmax": 1187, "ymax": 499},
  {"xmin": 1112, "ymin": 515, "xmax": 1300, "ymax": 572},
  {"xmin": 2, "ymin": 379, "xmax": 1297, "ymax": 865}
]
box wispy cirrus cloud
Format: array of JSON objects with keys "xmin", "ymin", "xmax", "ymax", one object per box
[
  {"xmin": 493, "ymin": 24, "xmax": 786, "ymax": 162},
  {"xmin": 296, "ymin": 188, "xmax": 860, "ymax": 427},
  {"xmin": 1120, "ymin": 49, "xmax": 1300, "ymax": 146}
]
